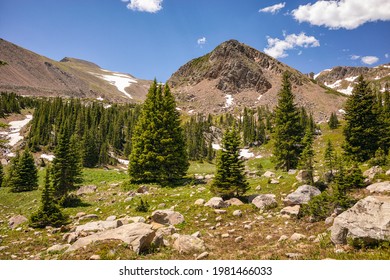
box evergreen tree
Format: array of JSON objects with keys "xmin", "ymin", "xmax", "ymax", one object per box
[
  {"xmin": 29, "ymin": 167, "xmax": 67, "ymax": 228},
  {"xmin": 273, "ymin": 72, "xmax": 304, "ymax": 171},
  {"xmin": 211, "ymin": 127, "xmax": 249, "ymax": 199},
  {"xmin": 10, "ymin": 149, "xmax": 38, "ymax": 192},
  {"xmin": 52, "ymin": 126, "xmax": 83, "ymax": 203},
  {"xmin": 324, "ymin": 139, "xmax": 335, "ymax": 178},
  {"xmin": 299, "ymin": 128, "xmax": 315, "ymax": 184},
  {"xmin": 328, "ymin": 112, "xmax": 339, "ymax": 129},
  {"xmin": 129, "ymin": 81, "xmax": 189, "ymax": 183},
  {"xmin": 343, "ymin": 76, "xmax": 381, "ymax": 161}
]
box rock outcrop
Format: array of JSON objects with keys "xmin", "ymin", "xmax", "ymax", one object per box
[
  {"xmin": 283, "ymin": 185, "xmax": 321, "ymax": 206},
  {"xmin": 252, "ymin": 194, "xmax": 277, "ymax": 209}
]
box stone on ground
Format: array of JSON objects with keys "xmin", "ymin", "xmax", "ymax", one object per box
[
  {"xmin": 151, "ymin": 210, "xmax": 184, "ymax": 226},
  {"xmin": 252, "ymin": 194, "xmax": 277, "ymax": 209},
  {"xmin": 283, "ymin": 185, "xmax": 321, "ymax": 206}
]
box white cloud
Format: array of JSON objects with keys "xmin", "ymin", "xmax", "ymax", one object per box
[
  {"xmin": 263, "ymin": 32, "xmax": 320, "ymax": 59},
  {"xmin": 385, "ymin": 53, "xmax": 389, "ymax": 59},
  {"xmin": 124, "ymin": 0, "xmax": 163, "ymax": 13},
  {"xmin": 361, "ymin": 56, "xmax": 379, "ymax": 65},
  {"xmin": 259, "ymin": 2, "xmax": 286, "ymax": 14},
  {"xmin": 197, "ymin": 37, "xmax": 207, "ymax": 48},
  {"xmin": 292, "ymin": 0, "xmax": 390, "ymax": 30},
  {"xmin": 350, "ymin": 55, "xmax": 360, "ymax": 60}
]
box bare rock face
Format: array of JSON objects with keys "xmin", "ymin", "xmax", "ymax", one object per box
[
  {"xmin": 151, "ymin": 210, "xmax": 185, "ymax": 226},
  {"xmin": 252, "ymin": 194, "xmax": 277, "ymax": 209},
  {"xmin": 75, "ymin": 220, "xmax": 123, "ymax": 233},
  {"xmin": 366, "ymin": 181, "xmax": 390, "ymax": 194},
  {"xmin": 330, "ymin": 196, "xmax": 390, "ymax": 245},
  {"xmin": 173, "ymin": 235, "xmax": 206, "ymax": 254},
  {"xmin": 295, "ymin": 170, "xmax": 310, "ymax": 182},
  {"xmin": 363, "ymin": 166, "xmax": 383, "ymax": 180},
  {"xmin": 283, "ymin": 185, "xmax": 321, "ymax": 206},
  {"xmin": 66, "ymin": 223, "xmax": 156, "ymax": 254},
  {"xmin": 280, "ymin": 205, "xmax": 300, "ymax": 216},
  {"xmin": 204, "ymin": 197, "xmax": 230, "ymax": 209}
]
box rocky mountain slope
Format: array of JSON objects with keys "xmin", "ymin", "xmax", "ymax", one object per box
[
  {"xmin": 313, "ymin": 64, "xmax": 390, "ymax": 95},
  {"xmin": 168, "ymin": 40, "xmax": 346, "ymax": 121},
  {"xmin": 0, "ymin": 39, "xmax": 151, "ymax": 103}
]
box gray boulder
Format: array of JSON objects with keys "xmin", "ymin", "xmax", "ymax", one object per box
[
  {"xmin": 283, "ymin": 185, "xmax": 321, "ymax": 206},
  {"xmin": 262, "ymin": 171, "xmax": 275, "ymax": 178},
  {"xmin": 204, "ymin": 197, "xmax": 229, "ymax": 209},
  {"xmin": 75, "ymin": 220, "xmax": 123, "ymax": 233},
  {"xmin": 173, "ymin": 235, "xmax": 206, "ymax": 254},
  {"xmin": 363, "ymin": 166, "xmax": 383, "ymax": 180},
  {"xmin": 225, "ymin": 197, "xmax": 244, "ymax": 206},
  {"xmin": 330, "ymin": 196, "xmax": 390, "ymax": 245},
  {"xmin": 296, "ymin": 170, "xmax": 310, "ymax": 182},
  {"xmin": 366, "ymin": 181, "xmax": 390, "ymax": 194},
  {"xmin": 194, "ymin": 199, "xmax": 205, "ymax": 205},
  {"xmin": 47, "ymin": 244, "xmax": 71, "ymax": 253},
  {"xmin": 8, "ymin": 215, "xmax": 27, "ymax": 229},
  {"xmin": 151, "ymin": 210, "xmax": 184, "ymax": 226},
  {"xmin": 280, "ymin": 205, "xmax": 300, "ymax": 216},
  {"xmin": 76, "ymin": 185, "xmax": 97, "ymax": 196},
  {"xmin": 66, "ymin": 223, "xmax": 156, "ymax": 254},
  {"xmin": 252, "ymin": 194, "xmax": 277, "ymax": 209}
]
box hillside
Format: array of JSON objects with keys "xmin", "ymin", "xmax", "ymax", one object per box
[
  {"xmin": 0, "ymin": 39, "xmax": 151, "ymax": 103},
  {"xmin": 168, "ymin": 40, "xmax": 346, "ymax": 121},
  {"xmin": 313, "ymin": 64, "xmax": 390, "ymax": 95}
]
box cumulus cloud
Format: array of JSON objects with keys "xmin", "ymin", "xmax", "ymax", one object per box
[
  {"xmin": 386, "ymin": 53, "xmax": 389, "ymax": 59},
  {"xmin": 292, "ymin": 0, "xmax": 390, "ymax": 29},
  {"xmin": 263, "ymin": 32, "xmax": 320, "ymax": 59},
  {"xmin": 123, "ymin": 0, "xmax": 163, "ymax": 13},
  {"xmin": 259, "ymin": 2, "xmax": 286, "ymax": 14},
  {"xmin": 361, "ymin": 56, "xmax": 379, "ymax": 65},
  {"xmin": 197, "ymin": 37, "xmax": 207, "ymax": 47},
  {"xmin": 350, "ymin": 55, "xmax": 360, "ymax": 60}
]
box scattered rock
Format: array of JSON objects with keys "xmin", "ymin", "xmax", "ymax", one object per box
[
  {"xmin": 124, "ymin": 197, "xmax": 133, "ymax": 202},
  {"xmin": 196, "ymin": 251, "xmax": 209, "ymax": 260},
  {"xmin": 280, "ymin": 205, "xmax": 300, "ymax": 216},
  {"xmin": 76, "ymin": 185, "xmax": 97, "ymax": 196},
  {"xmin": 265, "ymin": 235, "xmax": 273, "ymax": 240},
  {"xmin": 225, "ymin": 198, "xmax": 244, "ymax": 206},
  {"xmin": 366, "ymin": 181, "xmax": 390, "ymax": 194},
  {"xmin": 263, "ymin": 171, "xmax": 275, "ymax": 178},
  {"xmin": 89, "ymin": 255, "xmax": 101, "ymax": 260},
  {"xmin": 62, "ymin": 232, "xmax": 78, "ymax": 244},
  {"xmin": 66, "ymin": 223, "xmax": 156, "ymax": 254},
  {"xmin": 233, "ymin": 210, "xmax": 242, "ymax": 217},
  {"xmin": 296, "ymin": 170, "xmax": 310, "ymax": 182},
  {"xmin": 75, "ymin": 212, "xmax": 86, "ymax": 218},
  {"xmin": 278, "ymin": 235, "xmax": 288, "ymax": 242},
  {"xmin": 106, "ymin": 215, "xmax": 117, "ymax": 221},
  {"xmin": 75, "ymin": 220, "xmax": 123, "ymax": 233},
  {"xmin": 79, "ymin": 214, "xmax": 99, "ymax": 221},
  {"xmin": 158, "ymin": 203, "xmax": 166, "ymax": 209},
  {"xmin": 151, "ymin": 210, "xmax": 184, "ymax": 226},
  {"xmin": 8, "ymin": 215, "xmax": 27, "ymax": 229},
  {"xmin": 252, "ymin": 194, "xmax": 277, "ymax": 209},
  {"xmin": 0, "ymin": 246, "xmax": 9, "ymax": 251},
  {"xmin": 244, "ymin": 224, "xmax": 252, "ymax": 230},
  {"xmin": 235, "ymin": 236, "xmax": 243, "ymax": 243},
  {"xmin": 325, "ymin": 216, "xmax": 334, "ymax": 225},
  {"xmin": 47, "ymin": 244, "xmax": 71, "ymax": 253},
  {"xmin": 137, "ymin": 185, "xmax": 149, "ymax": 194},
  {"xmin": 386, "ymin": 169, "xmax": 390, "ymax": 176},
  {"xmin": 330, "ymin": 196, "xmax": 390, "ymax": 245},
  {"xmin": 215, "ymin": 216, "xmax": 223, "ymax": 222},
  {"xmin": 194, "ymin": 199, "xmax": 205, "ymax": 205},
  {"xmin": 221, "ymin": 233, "xmax": 230, "ymax": 238},
  {"xmin": 283, "ymin": 185, "xmax": 321, "ymax": 206},
  {"xmin": 255, "ymin": 185, "xmax": 262, "ymax": 191},
  {"xmin": 173, "ymin": 235, "xmax": 206, "ymax": 254},
  {"xmin": 214, "ymin": 209, "xmax": 227, "ymax": 214},
  {"xmin": 290, "ymin": 233, "xmax": 306, "ymax": 241},
  {"xmin": 191, "ymin": 231, "xmax": 201, "ymax": 238},
  {"xmin": 269, "ymin": 179, "xmax": 279, "ymax": 184},
  {"xmin": 286, "ymin": 253, "xmax": 303, "ymax": 259},
  {"xmin": 204, "ymin": 197, "xmax": 229, "ymax": 209},
  {"xmin": 363, "ymin": 166, "xmax": 383, "ymax": 180},
  {"xmin": 288, "ymin": 169, "xmax": 297, "ymax": 175}
]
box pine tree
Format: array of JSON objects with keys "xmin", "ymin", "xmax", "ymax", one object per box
[
  {"xmin": 211, "ymin": 127, "xmax": 249, "ymax": 199},
  {"xmin": 129, "ymin": 81, "xmax": 189, "ymax": 183},
  {"xmin": 324, "ymin": 139, "xmax": 335, "ymax": 178},
  {"xmin": 343, "ymin": 76, "xmax": 381, "ymax": 161},
  {"xmin": 299, "ymin": 128, "xmax": 315, "ymax": 184},
  {"xmin": 52, "ymin": 126, "xmax": 83, "ymax": 203},
  {"xmin": 328, "ymin": 112, "xmax": 339, "ymax": 129},
  {"xmin": 10, "ymin": 149, "xmax": 38, "ymax": 192},
  {"xmin": 273, "ymin": 72, "xmax": 304, "ymax": 171},
  {"xmin": 29, "ymin": 167, "xmax": 67, "ymax": 228}
]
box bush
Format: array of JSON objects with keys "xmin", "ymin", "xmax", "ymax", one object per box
[
  {"xmin": 135, "ymin": 198, "xmax": 149, "ymax": 212},
  {"xmin": 59, "ymin": 193, "xmax": 82, "ymax": 208},
  {"xmin": 300, "ymin": 191, "xmax": 334, "ymax": 221}
]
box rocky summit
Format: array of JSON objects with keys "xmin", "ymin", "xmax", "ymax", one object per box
[{"xmin": 168, "ymin": 39, "xmax": 346, "ymax": 121}]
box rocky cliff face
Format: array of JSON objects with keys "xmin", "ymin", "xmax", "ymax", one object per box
[
  {"xmin": 0, "ymin": 39, "xmax": 151, "ymax": 103},
  {"xmin": 314, "ymin": 64, "xmax": 390, "ymax": 95},
  {"xmin": 168, "ymin": 40, "xmax": 345, "ymax": 121}
]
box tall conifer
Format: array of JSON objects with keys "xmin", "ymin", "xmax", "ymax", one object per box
[
  {"xmin": 10, "ymin": 149, "xmax": 38, "ymax": 192},
  {"xmin": 273, "ymin": 72, "xmax": 303, "ymax": 171}
]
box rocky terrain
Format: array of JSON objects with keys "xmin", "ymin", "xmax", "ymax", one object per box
[
  {"xmin": 313, "ymin": 64, "xmax": 390, "ymax": 95},
  {"xmin": 168, "ymin": 40, "xmax": 346, "ymax": 121},
  {"xmin": 0, "ymin": 39, "xmax": 151, "ymax": 103}
]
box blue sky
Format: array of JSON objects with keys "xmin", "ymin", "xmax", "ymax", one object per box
[{"xmin": 0, "ymin": 0, "xmax": 389, "ymax": 81}]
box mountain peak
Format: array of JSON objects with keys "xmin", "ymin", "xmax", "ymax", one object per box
[{"xmin": 60, "ymin": 57, "xmax": 100, "ymax": 69}]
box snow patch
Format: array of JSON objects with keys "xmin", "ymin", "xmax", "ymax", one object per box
[
  {"xmin": 374, "ymin": 76, "xmax": 381, "ymax": 80},
  {"xmin": 383, "ymin": 65, "xmax": 390, "ymax": 69},
  {"xmin": 40, "ymin": 154, "xmax": 55, "ymax": 161},
  {"xmin": 224, "ymin": 94, "xmax": 234, "ymax": 108},
  {"xmin": 212, "ymin": 143, "xmax": 221, "ymax": 150},
  {"xmin": 0, "ymin": 115, "xmax": 33, "ymax": 147},
  {"xmin": 90, "ymin": 70, "xmax": 137, "ymax": 99},
  {"xmin": 345, "ymin": 76, "xmax": 358, "ymax": 82},
  {"xmin": 176, "ymin": 107, "xmax": 182, "ymax": 111},
  {"xmin": 96, "ymin": 97, "xmax": 104, "ymax": 101},
  {"xmin": 117, "ymin": 158, "xmax": 129, "ymax": 165},
  {"xmin": 338, "ymin": 109, "xmax": 346, "ymax": 114},
  {"xmin": 325, "ymin": 79, "xmax": 342, "ymax": 89},
  {"xmin": 240, "ymin": 149, "xmax": 254, "ymax": 159},
  {"xmin": 257, "ymin": 95, "xmax": 263, "ymax": 101},
  {"xmin": 338, "ymin": 85, "xmax": 354, "ymax": 95}
]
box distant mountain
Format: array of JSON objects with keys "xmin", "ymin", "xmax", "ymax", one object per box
[
  {"xmin": 313, "ymin": 64, "xmax": 390, "ymax": 95},
  {"xmin": 0, "ymin": 38, "xmax": 151, "ymax": 103},
  {"xmin": 167, "ymin": 40, "xmax": 346, "ymax": 121}
]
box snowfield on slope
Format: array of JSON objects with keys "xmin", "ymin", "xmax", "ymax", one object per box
[{"xmin": 0, "ymin": 115, "xmax": 33, "ymax": 147}]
